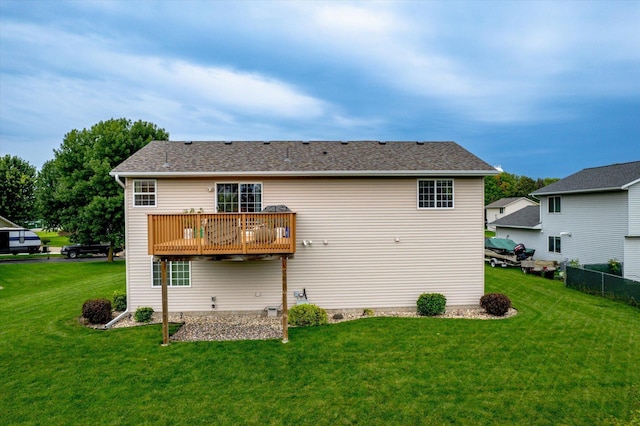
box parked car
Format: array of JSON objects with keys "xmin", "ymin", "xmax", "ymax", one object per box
[{"xmin": 60, "ymin": 243, "xmax": 121, "ymax": 259}]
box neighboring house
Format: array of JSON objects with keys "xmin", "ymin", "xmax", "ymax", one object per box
[
  {"xmin": 0, "ymin": 215, "xmax": 20, "ymax": 228},
  {"xmin": 110, "ymin": 141, "xmax": 497, "ymax": 314},
  {"xmin": 485, "ymin": 197, "xmax": 538, "ymax": 230},
  {"xmin": 491, "ymin": 161, "xmax": 640, "ymax": 281}
]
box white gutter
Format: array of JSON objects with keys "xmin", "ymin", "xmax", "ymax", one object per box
[
  {"xmin": 532, "ymin": 187, "xmax": 626, "ymax": 196},
  {"xmin": 104, "ymin": 310, "xmax": 129, "ymax": 329}
]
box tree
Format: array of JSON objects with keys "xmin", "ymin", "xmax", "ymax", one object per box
[
  {"xmin": 485, "ymin": 172, "xmax": 559, "ymax": 205},
  {"xmin": 35, "ymin": 159, "xmax": 64, "ymax": 230},
  {"xmin": 40, "ymin": 118, "xmax": 169, "ymax": 260},
  {"xmin": 0, "ymin": 155, "xmax": 37, "ymax": 226}
]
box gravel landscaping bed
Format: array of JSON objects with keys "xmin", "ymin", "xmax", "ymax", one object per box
[{"xmin": 106, "ymin": 307, "xmax": 517, "ymax": 342}]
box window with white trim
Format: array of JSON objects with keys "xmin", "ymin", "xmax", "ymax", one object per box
[
  {"xmin": 133, "ymin": 179, "xmax": 156, "ymax": 207},
  {"xmin": 152, "ymin": 260, "xmax": 191, "ymax": 287},
  {"xmin": 418, "ymin": 179, "xmax": 454, "ymax": 209},
  {"xmin": 548, "ymin": 196, "xmax": 561, "ymax": 213},
  {"xmin": 216, "ymin": 183, "xmax": 262, "ymax": 212},
  {"xmin": 548, "ymin": 236, "xmax": 561, "ymax": 253}
]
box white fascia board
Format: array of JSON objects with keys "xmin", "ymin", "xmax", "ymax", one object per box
[
  {"xmin": 532, "ymin": 187, "xmax": 625, "ymax": 196},
  {"xmin": 622, "ymin": 178, "xmax": 640, "ymax": 189},
  {"xmin": 495, "ymin": 224, "xmax": 542, "ymax": 230},
  {"xmin": 109, "ymin": 169, "xmax": 498, "ymax": 178}
]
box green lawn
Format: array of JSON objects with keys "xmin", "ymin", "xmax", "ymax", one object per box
[
  {"xmin": 35, "ymin": 230, "xmax": 70, "ymax": 247},
  {"xmin": 0, "ymin": 262, "xmax": 638, "ymax": 425}
]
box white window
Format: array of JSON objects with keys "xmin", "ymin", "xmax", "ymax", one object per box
[
  {"xmin": 418, "ymin": 179, "xmax": 454, "ymax": 209},
  {"xmin": 548, "ymin": 196, "xmax": 561, "ymax": 213},
  {"xmin": 134, "ymin": 180, "xmax": 156, "ymax": 207},
  {"xmin": 216, "ymin": 183, "xmax": 262, "ymax": 212},
  {"xmin": 548, "ymin": 236, "xmax": 561, "ymax": 253},
  {"xmin": 152, "ymin": 260, "xmax": 191, "ymax": 287}
]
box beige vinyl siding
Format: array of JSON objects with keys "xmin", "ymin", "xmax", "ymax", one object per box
[{"xmin": 124, "ymin": 176, "xmax": 486, "ymax": 312}]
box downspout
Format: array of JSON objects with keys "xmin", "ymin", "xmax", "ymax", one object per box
[
  {"xmin": 104, "ymin": 173, "xmax": 128, "ymax": 329},
  {"xmin": 113, "ymin": 174, "xmax": 126, "ymax": 189},
  {"xmin": 104, "ymin": 310, "xmax": 129, "ymax": 329}
]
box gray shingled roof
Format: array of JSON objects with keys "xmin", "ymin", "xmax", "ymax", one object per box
[
  {"xmin": 490, "ymin": 205, "xmax": 541, "ymax": 229},
  {"xmin": 485, "ymin": 197, "xmax": 536, "ymax": 209},
  {"xmin": 532, "ymin": 161, "xmax": 640, "ymax": 196},
  {"xmin": 110, "ymin": 141, "xmax": 496, "ymax": 176}
]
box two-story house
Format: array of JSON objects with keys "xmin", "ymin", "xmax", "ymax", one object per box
[
  {"xmin": 485, "ymin": 197, "xmax": 539, "ymax": 230},
  {"xmin": 110, "ymin": 141, "xmax": 497, "ymax": 317},
  {"xmin": 491, "ymin": 161, "xmax": 640, "ymax": 281}
]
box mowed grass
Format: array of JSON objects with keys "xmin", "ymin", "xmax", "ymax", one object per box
[
  {"xmin": 35, "ymin": 230, "xmax": 70, "ymax": 247},
  {"xmin": 0, "ymin": 262, "xmax": 638, "ymax": 425}
]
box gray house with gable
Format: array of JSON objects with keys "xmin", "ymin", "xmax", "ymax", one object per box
[{"xmin": 491, "ymin": 161, "xmax": 640, "ymax": 281}]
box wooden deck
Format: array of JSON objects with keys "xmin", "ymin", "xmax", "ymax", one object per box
[{"xmin": 148, "ymin": 212, "xmax": 296, "ymax": 257}]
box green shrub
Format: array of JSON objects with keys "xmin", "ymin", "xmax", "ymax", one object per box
[
  {"xmin": 480, "ymin": 293, "xmax": 512, "ymax": 316},
  {"xmin": 134, "ymin": 306, "xmax": 154, "ymax": 323},
  {"xmin": 288, "ymin": 304, "xmax": 328, "ymax": 327},
  {"xmin": 608, "ymin": 258, "xmax": 622, "ymax": 276},
  {"xmin": 113, "ymin": 290, "xmax": 126, "ymax": 312},
  {"xmin": 417, "ymin": 293, "xmax": 447, "ymax": 316},
  {"xmin": 82, "ymin": 298, "xmax": 112, "ymax": 324}
]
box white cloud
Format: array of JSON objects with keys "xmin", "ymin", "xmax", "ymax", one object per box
[{"xmin": 272, "ymin": 1, "xmax": 640, "ymax": 124}]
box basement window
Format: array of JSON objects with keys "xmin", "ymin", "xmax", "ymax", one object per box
[{"xmin": 152, "ymin": 260, "xmax": 191, "ymax": 287}]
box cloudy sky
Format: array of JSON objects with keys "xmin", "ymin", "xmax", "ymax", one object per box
[{"xmin": 1, "ymin": 0, "xmax": 639, "ymax": 178}]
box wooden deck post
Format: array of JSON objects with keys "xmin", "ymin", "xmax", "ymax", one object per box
[
  {"xmin": 161, "ymin": 258, "xmax": 169, "ymax": 346},
  {"xmin": 282, "ymin": 256, "xmax": 288, "ymax": 343}
]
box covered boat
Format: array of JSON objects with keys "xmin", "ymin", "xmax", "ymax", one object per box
[{"xmin": 485, "ymin": 237, "xmax": 535, "ymax": 267}]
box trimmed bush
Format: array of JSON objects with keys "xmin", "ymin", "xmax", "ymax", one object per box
[
  {"xmin": 113, "ymin": 290, "xmax": 126, "ymax": 312},
  {"xmin": 82, "ymin": 298, "xmax": 112, "ymax": 324},
  {"xmin": 480, "ymin": 293, "xmax": 512, "ymax": 316},
  {"xmin": 288, "ymin": 304, "xmax": 328, "ymax": 327},
  {"xmin": 417, "ymin": 293, "xmax": 447, "ymax": 316},
  {"xmin": 134, "ymin": 306, "xmax": 154, "ymax": 323}
]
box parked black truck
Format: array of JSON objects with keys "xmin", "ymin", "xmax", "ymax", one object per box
[{"xmin": 61, "ymin": 243, "xmax": 121, "ymax": 259}]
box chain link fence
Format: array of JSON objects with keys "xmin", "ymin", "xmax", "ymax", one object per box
[{"xmin": 566, "ymin": 266, "xmax": 640, "ymax": 307}]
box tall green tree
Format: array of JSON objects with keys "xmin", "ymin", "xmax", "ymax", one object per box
[
  {"xmin": 0, "ymin": 155, "xmax": 37, "ymax": 226},
  {"xmin": 485, "ymin": 172, "xmax": 559, "ymax": 205},
  {"xmin": 40, "ymin": 118, "xmax": 169, "ymax": 260}
]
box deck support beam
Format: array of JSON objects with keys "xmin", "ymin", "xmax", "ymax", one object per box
[
  {"xmin": 282, "ymin": 256, "xmax": 288, "ymax": 343},
  {"xmin": 161, "ymin": 259, "xmax": 169, "ymax": 346}
]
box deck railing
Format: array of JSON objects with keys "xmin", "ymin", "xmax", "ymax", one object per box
[{"xmin": 148, "ymin": 212, "xmax": 296, "ymax": 256}]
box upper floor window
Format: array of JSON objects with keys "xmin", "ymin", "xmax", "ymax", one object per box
[
  {"xmin": 418, "ymin": 179, "xmax": 454, "ymax": 209},
  {"xmin": 548, "ymin": 236, "xmax": 561, "ymax": 253},
  {"xmin": 134, "ymin": 179, "xmax": 156, "ymax": 207},
  {"xmin": 217, "ymin": 183, "xmax": 262, "ymax": 212},
  {"xmin": 499, "ymin": 207, "xmax": 505, "ymax": 214},
  {"xmin": 152, "ymin": 260, "xmax": 191, "ymax": 287},
  {"xmin": 548, "ymin": 196, "xmax": 561, "ymax": 213}
]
